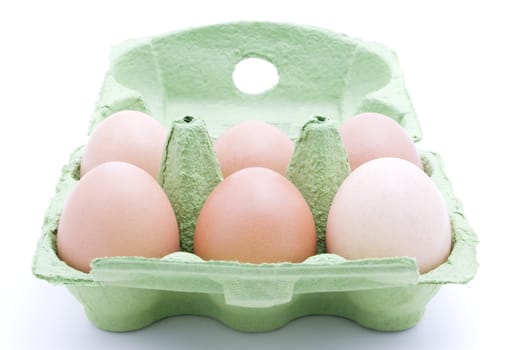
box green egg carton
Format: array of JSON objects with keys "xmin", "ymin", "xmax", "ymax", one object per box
[{"xmin": 32, "ymin": 22, "xmax": 478, "ymax": 332}]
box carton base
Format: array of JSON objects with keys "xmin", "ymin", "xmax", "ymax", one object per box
[{"xmin": 68, "ymin": 284, "xmax": 440, "ymax": 332}]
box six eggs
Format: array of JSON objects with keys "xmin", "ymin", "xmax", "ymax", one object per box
[{"xmin": 57, "ymin": 110, "xmax": 452, "ymax": 274}]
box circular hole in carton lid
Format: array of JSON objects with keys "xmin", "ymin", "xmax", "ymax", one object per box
[{"xmin": 233, "ymin": 57, "xmax": 279, "ymax": 95}]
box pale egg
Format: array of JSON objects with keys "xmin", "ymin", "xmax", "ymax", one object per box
[
  {"xmin": 213, "ymin": 120, "xmax": 294, "ymax": 177},
  {"xmin": 340, "ymin": 112, "xmax": 422, "ymax": 170},
  {"xmin": 57, "ymin": 161, "xmax": 179, "ymax": 272},
  {"xmin": 194, "ymin": 167, "xmax": 316, "ymax": 263},
  {"xmin": 326, "ymin": 158, "xmax": 451, "ymax": 274},
  {"xmin": 80, "ymin": 110, "xmax": 167, "ymax": 178}
]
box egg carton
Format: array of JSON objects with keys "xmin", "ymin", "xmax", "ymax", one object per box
[{"xmin": 32, "ymin": 22, "xmax": 478, "ymax": 332}]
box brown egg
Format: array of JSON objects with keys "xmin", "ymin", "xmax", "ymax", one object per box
[
  {"xmin": 213, "ymin": 120, "xmax": 294, "ymax": 177},
  {"xmin": 326, "ymin": 158, "xmax": 451, "ymax": 274},
  {"xmin": 57, "ymin": 161, "xmax": 179, "ymax": 272},
  {"xmin": 194, "ymin": 167, "xmax": 316, "ymax": 263},
  {"xmin": 340, "ymin": 112, "xmax": 422, "ymax": 170},
  {"xmin": 80, "ymin": 110, "xmax": 167, "ymax": 178}
]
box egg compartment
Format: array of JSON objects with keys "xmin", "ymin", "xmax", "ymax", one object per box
[{"xmin": 32, "ymin": 22, "xmax": 478, "ymax": 332}]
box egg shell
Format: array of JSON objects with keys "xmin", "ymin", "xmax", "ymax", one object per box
[
  {"xmin": 340, "ymin": 112, "xmax": 423, "ymax": 170},
  {"xmin": 57, "ymin": 161, "xmax": 180, "ymax": 272},
  {"xmin": 33, "ymin": 23, "xmax": 477, "ymax": 333},
  {"xmin": 194, "ymin": 167, "xmax": 316, "ymax": 263},
  {"xmin": 213, "ymin": 120, "xmax": 295, "ymax": 177},
  {"xmin": 80, "ymin": 110, "xmax": 167, "ymax": 178},
  {"xmin": 326, "ymin": 158, "xmax": 452, "ymax": 274}
]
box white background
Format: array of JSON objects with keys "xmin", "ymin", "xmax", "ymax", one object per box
[{"xmin": 1, "ymin": 1, "xmax": 521, "ymax": 349}]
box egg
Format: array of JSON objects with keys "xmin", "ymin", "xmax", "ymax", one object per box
[
  {"xmin": 213, "ymin": 120, "xmax": 294, "ymax": 177},
  {"xmin": 194, "ymin": 167, "xmax": 316, "ymax": 263},
  {"xmin": 340, "ymin": 112, "xmax": 422, "ymax": 170},
  {"xmin": 326, "ymin": 158, "xmax": 451, "ymax": 274},
  {"xmin": 57, "ymin": 161, "xmax": 179, "ymax": 272},
  {"xmin": 80, "ymin": 110, "xmax": 167, "ymax": 178}
]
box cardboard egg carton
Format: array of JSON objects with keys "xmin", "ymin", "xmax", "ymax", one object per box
[{"xmin": 32, "ymin": 22, "xmax": 478, "ymax": 332}]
